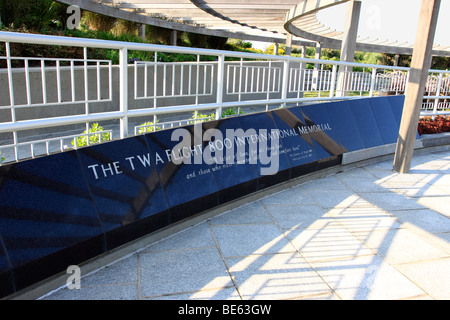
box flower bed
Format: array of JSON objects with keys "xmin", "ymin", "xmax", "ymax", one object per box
[{"xmin": 418, "ymin": 115, "xmax": 450, "ymax": 135}]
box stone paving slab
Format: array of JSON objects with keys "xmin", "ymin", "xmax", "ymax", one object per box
[{"xmin": 41, "ymin": 149, "xmax": 450, "ymax": 300}]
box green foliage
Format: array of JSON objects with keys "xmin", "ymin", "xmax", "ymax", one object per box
[
  {"xmin": 189, "ymin": 112, "xmax": 215, "ymax": 124},
  {"xmin": 233, "ymin": 40, "xmax": 252, "ymax": 49},
  {"xmin": 72, "ymin": 123, "xmax": 111, "ymax": 147},
  {"xmin": 221, "ymin": 107, "xmax": 245, "ymax": 117},
  {"xmin": 145, "ymin": 25, "xmax": 174, "ymax": 45},
  {"xmin": 7, "ymin": 0, "xmax": 449, "ymax": 69},
  {"xmin": 190, "ymin": 108, "xmax": 245, "ymax": 124},
  {"xmin": 208, "ymin": 36, "xmax": 228, "ymax": 50},
  {"xmin": 137, "ymin": 120, "xmax": 161, "ymax": 134},
  {"xmin": 264, "ymin": 44, "xmax": 285, "ymax": 56},
  {"xmin": 431, "ymin": 56, "xmax": 450, "ymax": 70},
  {"xmin": 81, "ymin": 11, "xmax": 116, "ymax": 32},
  {"xmin": 321, "ymin": 49, "xmax": 340, "ymax": 60},
  {"xmin": 0, "ymin": 0, "xmax": 68, "ymax": 31},
  {"xmin": 225, "ymin": 39, "xmax": 263, "ymax": 55}
]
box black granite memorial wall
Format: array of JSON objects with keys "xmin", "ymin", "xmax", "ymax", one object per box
[{"xmin": 0, "ymin": 95, "xmax": 409, "ymax": 298}]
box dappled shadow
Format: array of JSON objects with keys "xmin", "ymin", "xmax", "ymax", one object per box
[
  {"xmin": 189, "ymin": 150, "xmax": 450, "ymax": 300},
  {"xmin": 42, "ymin": 150, "xmax": 450, "ymax": 300}
]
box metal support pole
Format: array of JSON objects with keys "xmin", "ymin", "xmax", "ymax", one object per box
[
  {"xmin": 394, "ymin": 54, "xmax": 400, "ymax": 66},
  {"xmin": 141, "ymin": 24, "xmax": 146, "ymax": 42},
  {"xmin": 369, "ymin": 68, "xmax": 377, "ymax": 97},
  {"xmin": 285, "ymin": 33, "xmax": 292, "ymax": 56},
  {"xmin": 215, "ymin": 54, "xmax": 225, "ymax": 119},
  {"xmin": 329, "ymin": 64, "xmax": 337, "ymax": 98},
  {"xmin": 336, "ymin": 0, "xmax": 361, "ymax": 97},
  {"xmin": 119, "ymin": 47, "xmax": 128, "ymax": 139},
  {"xmin": 312, "ymin": 42, "xmax": 322, "ymax": 91},
  {"xmin": 171, "ymin": 30, "xmax": 177, "ymax": 46},
  {"xmin": 281, "ymin": 58, "xmax": 290, "ymax": 108},
  {"xmin": 393, "ymin": 0, "xmax": 441, "ymax": 173},
  {"xmin": 432, "ymin": 72, "xmax": 443, "ymax": 119}
]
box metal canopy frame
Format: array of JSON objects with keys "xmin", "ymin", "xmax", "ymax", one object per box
[{"xmin": 57, "ymin": 0, "xmax": 450, "ymax": 56}]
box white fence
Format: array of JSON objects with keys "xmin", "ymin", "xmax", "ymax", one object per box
[{"xmin": 0, "ymin": 31, "xmax": 449, "ymax": 164}]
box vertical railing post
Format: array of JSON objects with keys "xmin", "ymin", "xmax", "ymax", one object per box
[
  {"xmin": 369, "ymin": 67, "xmax": 377, "ymax": 97},
  {"xmin": 119, "ymin": 47, "xmax": 128, "ymax": 138},
  {"xmin": 5, "ymin": 42, "xmax": 18, "ymax": 161},
  {"xmin": 215, "ymin": 54, "xmax": 224, "ymax": 119},
  {"xmin": 329, "ymin": 64, "xmax": 337, "ymax": 99},
  {"xmin": 5, "ymin": 42, "xmax": 14, "ymax": 115},
  {"xmin": 281, "ymin": 57, "xmax": 290, "ymax": 108},
  {"xmin": 83, "ymin": 47, "xmax": 90, "ymax": 134},
  {"xmin": 432, "ymin": 72, "xmax": 443, "ymax": 119},
  {"xmin": 153, "ymin": 52, "xmax": 158, "ymax": 126}
]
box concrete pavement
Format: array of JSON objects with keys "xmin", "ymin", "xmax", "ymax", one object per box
[{"xmin": 36, "ymin": 148, "xmax": 450, "ymax": 300}]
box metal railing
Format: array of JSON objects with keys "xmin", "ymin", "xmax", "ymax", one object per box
[{"xmin": 0, "ymin": 31, "xmax": 449, "ymax": 165}]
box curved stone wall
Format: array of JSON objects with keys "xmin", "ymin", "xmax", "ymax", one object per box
[{"xmin": 0, "ymin": 95, "xmax": 410, "ymax": 298}]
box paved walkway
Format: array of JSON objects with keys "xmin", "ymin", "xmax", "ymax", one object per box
[{"xmin": 41, "ymin": 150, "xmax": 450, "ymax": 300}]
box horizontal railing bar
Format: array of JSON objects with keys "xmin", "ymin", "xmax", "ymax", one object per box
[
  {"xmin": 0, "ymin": 31, "xmax": 411, "ymax": 71},
  {"xmin": 422, "ymin": 95, "xmax": 450, "ymax": 99},
  {"xmin": 1, "ymin": 130, "xmax": 113, "ymax": 149},
  {"xmin": 0, "ymin": 99, "xmax": 113, "ymax": 110},
  {"xmin": 0, "ymin": 56, "xmax": 111, "ymax": 63},
  {"xmin": 0, "ymin": 95, "xmax": 374, "ymax": 134},
  {"xmin": 420, "ymin": 111, "xmax": 450, "ymax": 116},
  {"xmin": 0, "ymin": 29, "xmax": 449, "ymax": 164},
  {"xmin": 0, "ymin": 112, "xmax": 124, "ymax": 133},
  {"xmin": 135, "ymin": 61, "xmax": 216, "ymax": 65}
]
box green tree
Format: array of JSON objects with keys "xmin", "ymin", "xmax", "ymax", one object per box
[
  {"xmin": 72, "ymin": 123, "xmax": 111, "ymax": 147},
  {"xmin": 80, "ymin": 10, "xmax": 117, "ymax": 32},
  {"xmin": 0, "ymin": 0, "xmax": 68, "ymax": 31}
]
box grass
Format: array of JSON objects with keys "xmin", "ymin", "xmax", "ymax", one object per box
[{"xmin": 302, "ymin": 91, "xmax": 372, "ymax": 98}]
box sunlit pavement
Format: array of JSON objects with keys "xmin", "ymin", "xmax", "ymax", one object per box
[{"xmin": 42, "ymin": 150, "xmax": 450, "ymax": 300}]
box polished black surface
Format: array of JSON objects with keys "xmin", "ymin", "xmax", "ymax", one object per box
[
  {"xmin": 299, "ymin": 103, "xmax": 344, "ymax": 158},
  {"xmin": 202, "ymin": 117, "xmax": 259, "ymax": 190},
  {"xmin": 368, "ymin": 97, "xmax": 401, "ymax": 144},
  {"xmin": 386, "ymin": 95, "xmax": 406, "ymax": 124},
  {"xmin": 78, "ymin": 136, "xmax": 169, "ymax": 232},
  {"xmin": 0, "ymin": 236, "xmax": 10, "ymax": 275},
  {"xmin": 326, "ymin": 101, "xmax": 365, "ymax": 152},
  {"xmin": 0, "ymin": 151, "xmax": 104, "ymax": 269},
  {"xmin": 0, "ymin": 236, "xmax": 13, "ymax": 297},
  {"xmin": 0, "ymin": 96, "xmax": 413, "ymax": 298},
  {"xmin": 144, "ymin": 124, "xmax": 220, "ymax": 208},
  {"xmin": 272, "ymin": 107, "xmax": 319, "ymax": 167},
  {"xmin": 347, "ymin": 98, "xmax": 385, "ymax": 148},
  {"xmin": 237, "ymin": 112, "xmax": 291, "ymax": 178},
  {"xmin": 383, "ymin": 95, "xmax": 419, "ymax": 139}
]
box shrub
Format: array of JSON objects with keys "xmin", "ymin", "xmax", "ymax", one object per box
[
  {"xmin": 137, "ymin": 120, "xmax": 161, "ymax": 134},
  {"xmin": 189, "ymin": 108, "xmax": 245, "ymax": 124},
  {"xmin": 0, "ymin": 0, "xmax": 68, "ymax": 31},
  {"xmin": 189, "ymin": 112, "xmax": 215, "ymax": 124},
  {"xmin": 72, "ymin": 123, "xmax": 111, "ymax": 147},
  {"xmin": 221, "ymin": 107, "xmax": 245, "ymax": 117}
]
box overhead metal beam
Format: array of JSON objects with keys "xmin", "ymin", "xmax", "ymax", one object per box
[
  {"xmin": 284, "ymin": 0, "xmax": 450, "ymax": 56},
  {"xmin": 56, "ymin": 0, "xmax": 315, "ymax": 46},
  {"xmin": 54, "ymin": 0, "xmax": 450, "ymax": 57}
]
